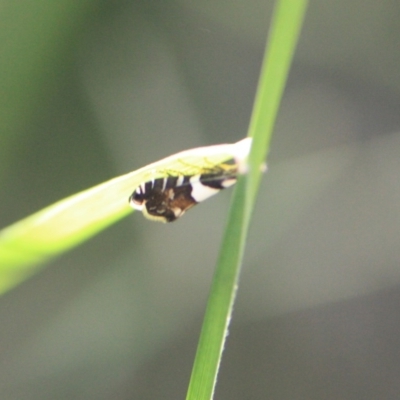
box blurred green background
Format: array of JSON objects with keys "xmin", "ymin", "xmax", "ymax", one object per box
[{"xmin": 1, "ymin": 1, "xmax": 400, "ymax": 399}]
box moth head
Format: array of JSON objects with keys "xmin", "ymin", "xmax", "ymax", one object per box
[{"xmin": 129, "ymin": 182, "xmax": 194, "ymax": 223}]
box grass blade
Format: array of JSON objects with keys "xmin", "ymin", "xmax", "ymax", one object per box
[{"xmin": 186, "ymin": 1, "xmax": 309, "ymax": 399}]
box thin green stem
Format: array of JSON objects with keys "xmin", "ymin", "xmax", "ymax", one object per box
[{"xmin": 186, "ymin": 1, "xmax": 308, "ymax": 399}]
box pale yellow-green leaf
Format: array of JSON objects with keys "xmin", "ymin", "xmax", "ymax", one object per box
[{"xmin": 0, "ymin": 138, "xmax": 251, "ymax": 294}]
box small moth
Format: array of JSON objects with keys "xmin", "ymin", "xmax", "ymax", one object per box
[{"xmin": 129, "ymin": 138, "xmax": 252, "ymax": 223}]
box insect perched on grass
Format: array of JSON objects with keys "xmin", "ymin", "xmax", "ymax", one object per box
[{"xmin": 129, "ymin": 138, "xmax": 252, "ymax": 223}]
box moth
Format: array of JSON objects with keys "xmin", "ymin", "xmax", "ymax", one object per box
[{"xmin": 129, "ymin": 138, "xmax": 252, "ymax": 223}]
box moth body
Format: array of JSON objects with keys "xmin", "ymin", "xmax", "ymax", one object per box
[
  {"xmin": 130, "ymin": 169, "xmax": 237, "ymax": 223},
  {"xmin": 129, "ymin": 138, "xmax": 252, "ymax": 223}
]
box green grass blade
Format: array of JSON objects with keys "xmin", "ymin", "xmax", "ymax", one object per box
[
  {"xmin": 0, "ymin": 142, "xmax": 245, "ymax": 294},
  {"xmin": 186, "ymin": 1, "xmax": 309, "ymax": 399}
]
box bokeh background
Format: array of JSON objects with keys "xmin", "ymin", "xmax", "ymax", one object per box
[{"xmin": 1, "ymin": 1, "xmax": 400, "ymax": 399}]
